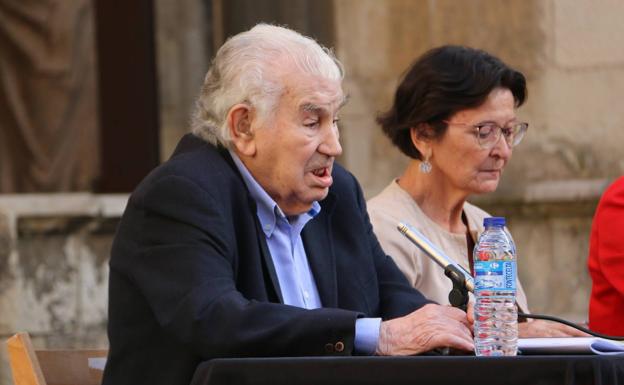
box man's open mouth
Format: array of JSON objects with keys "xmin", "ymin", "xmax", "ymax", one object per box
[{"xmin": 312, "ymin": 167, "xmax": 329, "ymax": 177}]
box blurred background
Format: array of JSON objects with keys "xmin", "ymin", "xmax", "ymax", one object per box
[{"xmin": 1, "ymin": 0, "xmax": 623, "ymax": 382}]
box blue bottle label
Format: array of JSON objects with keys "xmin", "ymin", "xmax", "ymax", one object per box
[{"xmin": 474, "ymin": 261, "xmax": 516, "ymax": 292}]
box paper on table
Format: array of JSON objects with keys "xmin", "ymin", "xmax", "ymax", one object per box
[
  {"xmin": 88, "ymin": 357, "xmax": 107, "ymax": 370},
  {"xmin": 518, "ymin": 338, "xmax": 624, "ymax": 355}
]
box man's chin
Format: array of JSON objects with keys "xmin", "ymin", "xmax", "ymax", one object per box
[
  {"xmin": 304, "ymin": 186, "xmax": 330, "ymax": 204},
  {"xmin": 312, "ymin": 188, "xmax": 330, "ymax": 201}
]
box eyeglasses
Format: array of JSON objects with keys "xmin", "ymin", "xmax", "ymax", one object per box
[{"xmin": 442, "ymin": 120, "xmax": 529, "ymax": 149}]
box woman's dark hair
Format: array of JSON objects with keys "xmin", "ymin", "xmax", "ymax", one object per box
[{"xmin": 377, "ymin": 45, "xmax": 527, "ymax": 159}]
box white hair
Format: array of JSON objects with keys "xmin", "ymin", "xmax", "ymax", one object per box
[{"xmin": 191, "ymin": 23, "xmax": 344, "ymax": 147}]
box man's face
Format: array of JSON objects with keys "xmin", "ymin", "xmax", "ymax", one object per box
[{"xmin": 243, "ymin": 73, "xmax": 344, "ymax": 215}]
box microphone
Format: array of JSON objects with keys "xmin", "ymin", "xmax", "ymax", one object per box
[{"xmin": 397, "ymin": 222, "xmax": 474, "ymax": 308}]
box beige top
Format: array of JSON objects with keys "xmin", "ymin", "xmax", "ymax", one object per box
[{"xmin": 367, "ymin": 180, "xmax": 529, "ymax": 312}]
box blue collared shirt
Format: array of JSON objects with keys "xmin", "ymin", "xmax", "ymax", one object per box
[{"xmin": 229, "ymin": 150, "xmax": 380, "ymax": 354}]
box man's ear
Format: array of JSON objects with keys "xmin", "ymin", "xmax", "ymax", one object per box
[
  {"xmin": 227, "ymin": 103, "xmax": 256, "ymax": 156},
  {"xmin": 409, "ymin": 123, "xmax": 433, "ymax": 159}
]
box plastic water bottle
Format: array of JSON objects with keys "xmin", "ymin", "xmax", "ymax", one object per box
[{"xmin": 473, "ymin": 217, "xmax": 518, "ymax": 356}]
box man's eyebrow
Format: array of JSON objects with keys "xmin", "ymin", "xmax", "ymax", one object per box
[
  {"xmin": 339, "ymin": 94, "xmax": 349, "ymax": 108},
  {"xmin": 300, "ymin": 95, "xmax": 349, "ymax": 114},
  {"xmin": 301, "ymin": 103, "xmax": 324, "ymax": 113}
]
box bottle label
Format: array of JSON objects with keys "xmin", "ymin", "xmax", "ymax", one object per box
[{"xmin": 474, "ymin": 261, "xmax": 517, "ymax": 292}]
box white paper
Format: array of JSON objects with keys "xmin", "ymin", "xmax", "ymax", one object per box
[
  {"xmin": 518, "ymin": 337, "xmax": 624, "ymax": 355},
  {"xmin": 88, "ymin": 357, "xmax": 107, "ymax": 370}
]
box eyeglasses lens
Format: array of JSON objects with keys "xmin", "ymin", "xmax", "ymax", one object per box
[{"xmin": 478, "ymin": 123, "xmax": 526, "ymax": 148}]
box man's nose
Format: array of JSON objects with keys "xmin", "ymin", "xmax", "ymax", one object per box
[{"xmin": 319, "ymin": 125, "xmax": 342, "ymax": 157}]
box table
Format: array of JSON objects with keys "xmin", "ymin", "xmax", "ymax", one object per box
[{"xmin": 191, "ymin": 355, "xmax": 624, "ymax": 385}]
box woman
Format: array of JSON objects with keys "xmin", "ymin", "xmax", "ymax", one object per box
[
  {"xmin": 588, "ymin": 176, "xmax": 624, "ymax": 335},
  {"xmin": 368, "ymin": 45, "xmax": 585, "ymax": 337}
]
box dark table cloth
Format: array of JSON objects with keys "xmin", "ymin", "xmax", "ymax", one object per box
[{"xmin": 191, "ymin": 355, "xmax": 624, "ymax": 385}]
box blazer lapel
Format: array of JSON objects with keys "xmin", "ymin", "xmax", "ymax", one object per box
[
  {"xmin": 218, "ymin": 146, "xmax": 284, "ymax": 304},
  {"xmin": 302, "ymin": 192, "xmax": 338, "ymax": 308},
  {"xmin": 252, "ymin": 212, "xmax": 284, "ymax": 303}
]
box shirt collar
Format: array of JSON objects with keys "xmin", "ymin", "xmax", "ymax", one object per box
[{"xmin": 228, "ymin": 149, "xmax": 320, "ymax": 237}]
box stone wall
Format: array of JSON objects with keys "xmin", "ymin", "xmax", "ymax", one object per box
[{"xmin": 0, "ymin": 195, "xmax": 124, "ymax": 384}]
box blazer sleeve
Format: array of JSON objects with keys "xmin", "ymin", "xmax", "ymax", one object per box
[{"xmin": 114, "ymin": 174, "xmax": 360, "ymax": 359}]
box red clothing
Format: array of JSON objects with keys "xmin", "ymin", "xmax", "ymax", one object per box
[{"xmin": 588, "ymin": 176, "xmax": 624, "ymax": 335}]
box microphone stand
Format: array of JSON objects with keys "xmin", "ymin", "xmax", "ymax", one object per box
[{"xmin": 444, "ymin": 264, "xmax": 470, "ymax": 311}]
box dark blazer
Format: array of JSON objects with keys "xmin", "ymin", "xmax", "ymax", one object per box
[{"xmin": 103, "ymin": 134, "xmax": 430, "ymax": 385}]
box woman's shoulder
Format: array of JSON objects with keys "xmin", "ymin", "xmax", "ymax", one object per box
[
  {"xmin": 368, "ymin": 180, "xmax": 411, "ymax": 207},
  {"xmin": 594, "ymin": 176, "xmax": 624, "ymax": 220},
  {"xmin": 602, "ymin": 176, "xmax": 624, "ymax": 201},
  {"xmin": 367, "ymin": 180, "xmax": 419, "ymax": 219}
]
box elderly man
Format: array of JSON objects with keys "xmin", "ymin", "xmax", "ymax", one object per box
[{"xmin": 103, "ymin": 24, "xmax": 473, "ymax": 385}]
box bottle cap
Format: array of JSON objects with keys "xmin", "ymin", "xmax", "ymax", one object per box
[{"xmin": 483, "ymin": 217, "xmax": 506, "ymax": 227}]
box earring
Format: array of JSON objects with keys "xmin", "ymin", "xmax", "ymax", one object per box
[{"xmin": 419, "ymin": 157, "xmax": 432, "ymax": 174}]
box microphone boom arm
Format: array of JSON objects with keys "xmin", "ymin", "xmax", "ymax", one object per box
[{"xmin": 397, "ymin": 222, "xmax": 474, "ymax": 310}]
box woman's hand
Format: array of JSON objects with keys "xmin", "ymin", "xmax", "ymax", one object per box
[{"xmin": 518, "ymin": 320, "xmax": 590, "ymax": 338}]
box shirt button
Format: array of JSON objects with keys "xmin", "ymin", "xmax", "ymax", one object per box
[
  {"xmin": 303, "ymin": 291, "xmax": 309, "ymax": 299},
  {"xmin": 264, "ymin": 224, "xmax": 271, "ymax": 231},
  {"xmin": 335, "ymin": 342, "xmax": 345, "ymax": 352}
]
